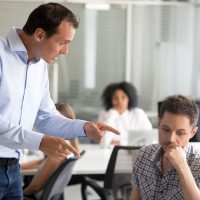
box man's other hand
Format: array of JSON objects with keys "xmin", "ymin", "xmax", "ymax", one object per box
[{"xmin": 39, "ymin": 135, "xmax": 80, "ymax": 159}]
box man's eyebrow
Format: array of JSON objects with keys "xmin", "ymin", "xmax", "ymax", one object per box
[
  {"xmin": 177, "ymin": 129, "xmax": 186, "ymax": 132},
  {"xmin": 161, "ymin": 125, "xmax": 169, "ymax": 128},
  {"xmin": 66, "ymin": 39, "xmax": 72, "ymax": 42},
  {"xmin": 60, "ymin": 40, "xmax": 71, "ymax": 44}
]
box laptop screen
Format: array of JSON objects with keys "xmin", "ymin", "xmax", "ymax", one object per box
[{"xmin": 127, "ymin": 129, "xmax": 159, "ymax": 146}]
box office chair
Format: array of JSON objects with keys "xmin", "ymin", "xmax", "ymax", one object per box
[
  {"xmin": 24, "ymin": 150, "xmax": 85, "ymax": 200},
  {"xmin": 81, "ymin": 146, "xmax": 140, "ymax": 200}
]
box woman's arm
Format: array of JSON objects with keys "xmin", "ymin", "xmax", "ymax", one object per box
[
  {"xmin": 20, "ymin": 159, "xmax": 43, "ymax": 170},
  {"xmin": 70, "ymin": 139, "xmax": 79, "ymax": 151},
  {"xmin": 23, "ymin": 157, "xmax": 64, "ymax": 195}
]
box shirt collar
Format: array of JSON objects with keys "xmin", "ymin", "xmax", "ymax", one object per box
[
  {"xmin": 151, "ymin": 145, "xmax": 163, "ymax": 164},
  {"xmin": 119, "ymin": 109, "xmax": 129, "ymax": 116},
  {"xmin": 183, "ymin": 143, "xmax": 193, "ymax": 162},
  {"xmin": 6, "ymin": 27, "xmax": 40, "ymax": 64}
]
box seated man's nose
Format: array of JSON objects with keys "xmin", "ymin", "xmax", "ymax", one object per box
[{"xmin": 169, "ymin": 134, "xmax": 176, "ymax": 142}]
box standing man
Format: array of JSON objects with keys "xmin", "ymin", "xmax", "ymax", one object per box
[
  {"xmin": 131, "ymin": 95, "xmax": 200, "ymax": 200},
  {"xmin": 0, "ymin": 3, "xmax": 119, "ymax": 199}
]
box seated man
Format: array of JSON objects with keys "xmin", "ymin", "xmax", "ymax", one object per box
[{"xmin": 131, "ymin": 95, "xmax": 200, "ymax": 200}]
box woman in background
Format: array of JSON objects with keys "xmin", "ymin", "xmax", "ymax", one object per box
[
  {"xmin": 55, "ymin": 103, "xmax": 79, "ymax": 151},
  {"xmin": 22, "ymin": 103, "xmax": 79, "ymax": 197},
  {"xmin": 99, "ymin": 81, "xmax": 152, "ymax": 147}
]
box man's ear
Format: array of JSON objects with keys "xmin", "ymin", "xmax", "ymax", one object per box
[
  {"xmin": 191, "ymin": 126, "xmax": 198, "ymax": 138},
  {"xmin": 34, "ymin": 28, "xmax": 45, "ymax": 42}
]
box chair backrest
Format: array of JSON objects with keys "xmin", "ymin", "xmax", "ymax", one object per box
[
  {"xmin": 40, "ymin": 151, "xmax": 85, "ymax": 200},
  {"xmin": 104, "ymin": 146, "xmax": 140, "ymax": 189},
  {"xmin": 103, "ymin": 146, "xmax": 141, "ymax": 200}
]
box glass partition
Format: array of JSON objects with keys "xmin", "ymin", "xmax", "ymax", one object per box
[{"xmin": 49, "ymin": 3, "xmax": 127, "ymax": 121}]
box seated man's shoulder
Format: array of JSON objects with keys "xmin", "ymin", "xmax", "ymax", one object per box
[
  {"xmin": 138, "ymin": 144, "xmax": 160, "ymax": 159},
  {"xmin": 141, "ymin": 143, "xmax": 160, "ymax": 152},
  {"xmin": 189, "ymin": 143, "xmax": 200, "ymax": 163}
]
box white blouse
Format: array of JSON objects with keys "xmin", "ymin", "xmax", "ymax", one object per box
[{"xmin": 98, "ymin": 108, "xmax": 153, "ymax": 147}]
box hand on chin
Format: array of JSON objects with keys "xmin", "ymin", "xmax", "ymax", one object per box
[{"xmin": 162, "ymin": 153, "xmax": 173, "ymax": 172}]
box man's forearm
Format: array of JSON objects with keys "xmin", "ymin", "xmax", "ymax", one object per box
[{"xmin": 177, "ymin": 164, "xmax": 200, "ymax": 200}]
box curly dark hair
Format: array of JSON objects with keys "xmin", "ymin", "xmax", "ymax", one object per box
[
  {"xmin": 159, "ymin": 95, "xmax": 199, "ymax": 127},
  {"xmin": 101, "ymin": 81, "xmax": 138, "ymax": 111},
  {"xmin": 23, "ymin": 2, "xmax": 79, "ymax": 38}
]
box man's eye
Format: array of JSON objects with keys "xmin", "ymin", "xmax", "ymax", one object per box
[
  {"xmin": 162, "ymin": 128, "xmax": 169, "ymax": 132},
  {"xmin": 177, "ymin": 132, "xmax": 185, "ymax": 136},
  {"xmin": 59, "ymin": 42, "xmax": 68, "ymax": 45}
]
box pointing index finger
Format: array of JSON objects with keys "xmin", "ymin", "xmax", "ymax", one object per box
[
  {"xmin": 98, "ymin": 123, "xmax": 120, "ymax": 135},
  {"xmin": 104, "ymin": 125, "xmax": 120, "ymax": 135},
  {"xmin": 65, "ymin": 141, "xmax": 80, "ymax": 157}
]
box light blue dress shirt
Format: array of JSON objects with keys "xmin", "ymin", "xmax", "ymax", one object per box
[{"xmin": 0, "ymin": 27, "xmax": 86, "ymax": 159}]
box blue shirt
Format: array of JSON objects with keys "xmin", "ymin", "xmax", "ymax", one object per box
[
  {"xmin": 131, "ymin": 144, "xmax": 200, "ymax": 200},
  {"xmin": 0, "ymin": 27, "xmax": 86, "ymax": 159}
]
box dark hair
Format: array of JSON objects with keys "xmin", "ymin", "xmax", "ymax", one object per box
[
  {"xmin": 159, "ymin": 95, "xmax": 199, "ymax": 127},
  {"xmin": 101, "ymin": 81, "xmax": 138, "ymax": 110},
  {"xmin": 23, "ymin": 2, "xmax": 79, "ymax": 37}
]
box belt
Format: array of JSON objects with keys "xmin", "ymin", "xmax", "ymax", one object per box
[{"xmin": 0, "ymin": 158, "xmax": 18, "ymax": 166}]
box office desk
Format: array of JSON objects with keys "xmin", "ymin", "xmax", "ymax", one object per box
[
  {"xmin": 20, "ymin": 144, "xmax": 112, "ymax": 176},
  {"xmin": 21, "ymin": 142, "xmax": 200, "ymax": 176},
  {"xmin": 73, "ymin": 144, "xmax": 112, "ymax": 175}
]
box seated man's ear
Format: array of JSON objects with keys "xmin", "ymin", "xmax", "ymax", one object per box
[{"xmin": 191, "ymin": 127, "xmax": 198, "ymax": 138}]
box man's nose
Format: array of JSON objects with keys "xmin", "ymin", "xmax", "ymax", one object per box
[
  {"xmin": 61, "ymin": 46, "xmax": 68, "ymax": 55},
  {"xmin": 168, "ymin": 132, "xmax": 176, "ymax": 142}
]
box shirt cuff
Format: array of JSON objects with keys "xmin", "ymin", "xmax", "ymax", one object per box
[
  {"xmin": 24, "ymin": 130, "xmax": 44, "ymax": 150},
  {"xmin": 73, "ymin": 119, "xmax": 87, "ymax": 138}
]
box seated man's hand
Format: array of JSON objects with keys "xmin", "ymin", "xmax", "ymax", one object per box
[
  {"xmin": 84, "ymin": 121, "xmax": 120, "ymax": 143},
  {"xmin": 39, "ymin": 135, "xmax": 80, "ymax": 160},
  {"xmin": 164, "ymin": 142, "xmax": 187, "ymax": 171}
]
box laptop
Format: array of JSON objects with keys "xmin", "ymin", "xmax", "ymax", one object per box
[{"xmin": 127, "ymin": 129, "xmax": 159, "ymax": 146}]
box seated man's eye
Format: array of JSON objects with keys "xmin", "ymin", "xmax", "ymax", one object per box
[
  {"xmin": 162, "ymin": 128, "xmax": 169, "ymax": 132},
  {"xmin": 177, "ymin": 132, "xmax": 184, "ymax": 136}
]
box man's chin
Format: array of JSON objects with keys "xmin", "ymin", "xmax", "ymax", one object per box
[
  {"xmin": 44, "ymin": 59, "xmax": 54, "ymax": 64},
  {"xmin": 161, "ymin": 146, "xmax": 167, "ymax": 152},
  {"xmin": 47, "ymin": 60, "xmax": 54, "ymax": 64},
  {"xmin": 161, "ymin": 144, "xmax": 168, "ymax": 152}
]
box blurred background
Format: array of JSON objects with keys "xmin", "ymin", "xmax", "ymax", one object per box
[{"xmin": 1, "ymin": 0, "xmax": 200, "ymax": 128}]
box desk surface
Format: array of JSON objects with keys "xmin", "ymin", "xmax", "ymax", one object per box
[
  {"xmin": 21, "ymin": 144, "xmax": 112, "ymax": 176},
  {"xmin": 21, "ymin": 142, "xmax": 200, "ymax": 176},
  {"xmin": 73, "ymin": 144, "xmax": 112, "ymax": 175}
]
